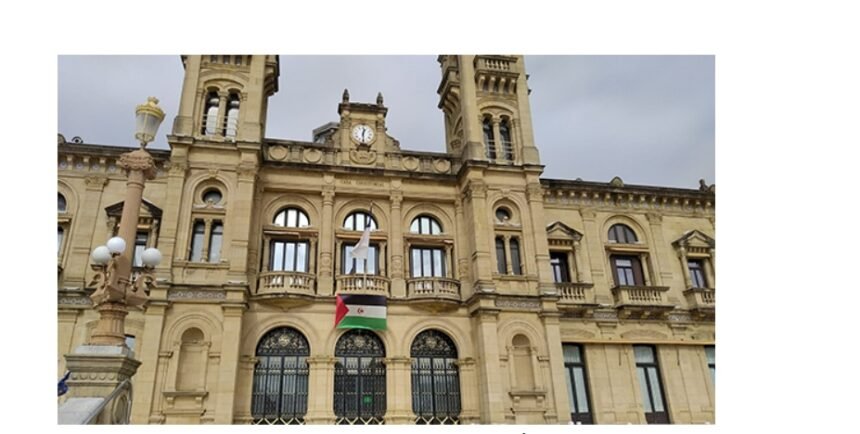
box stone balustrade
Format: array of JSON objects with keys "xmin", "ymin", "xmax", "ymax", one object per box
[
  {"xmin": 257, "ymin": 271, "xmax": 316, "ymax": 296},
  {"xmin": 336, "ymin": 275, "xmax": 390, "ymax": 296},
  {"xmin": 406, "ymin": 277, "xmax": 461, "ymax": 301}
]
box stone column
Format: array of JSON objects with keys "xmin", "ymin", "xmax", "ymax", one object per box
[
  {"xmin": 491, "ymin": 117, "xmax": 502, "ymax": 160},
  {"xmin": 201, "ymin": 218, "xmax": 213, "ymax": 262},
  {"xmin": 472, "ymin": 306, "xmax": 505, "ymax": 423},
  {"xmin": 459, "ymin": 55, "xmax": 485, "ymax": 160},
  {"xmin": 384, "ymin": 357, "xmax": 414, "ymax": 424},
  {"xmin": 526, "ymin": 181, "xmax": 555, "ymax": 294},
  {"xmin": 540, "ymin": 311, "xmax": 572, "ymax": 424},
  {"xmin": 213, "ymin": 303, "xmax": 245, "ymax": 423},
  {"xmin": 154, "ymin": 154, "xmax": 188, "ymax": 282},
  {"xmin": 130, "ymin": 294, "xmax": 169, "ymax": 423},
  {"xmin": 678, "ymin": 246, "xmax": 692, "ymax": 288},
  {"xmin": 216, "ymin": 92, "xmax": 228, "ymax": 136},
  {"xmin": 227, "ymin": 160, "xmax": 258, "ymax": 283},
  {"xmin": 572, "ymin": 239, "xmax": 590, "ymax": 283},
  {"xmin": 318, "ymin": 187, "xmax": 335, "ymax": 295},
  {"xmin": 304, "ymin": 356, "xmax": 337, "ymax": 424},
  {"xmin": 389, "ymin": 191, "xmax": 406, "ymax": 297},
  {"xmin": 645, "ymin": 213, "xmax": 671, "ymax": 286},
  {"xmin": 457, "ymin": 358, "xmax": 480, "ymax": 423},
  {"xmin": 503, "ymin": 235, "xmax": 513, "ymax": 275},
  {"xmin": 706, "ymin": 248, "xmax": 716, "ymax": 287}
]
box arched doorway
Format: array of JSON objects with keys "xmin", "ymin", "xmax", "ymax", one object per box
[
  {"xmin": 334, "ymin": 329, "xmax": 386, "ymax": 424},
  {"xmin": 251, "ymin": 327, "xmax": 310, "ymax": 424},
  {"xmin": 411, "ymin": 329, "xmax": 461, "ymax": 424}
]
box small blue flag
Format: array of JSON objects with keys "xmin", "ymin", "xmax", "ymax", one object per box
[{"xmin": 58, "ymin": 371, "xmax": 70, "ymax": 397}]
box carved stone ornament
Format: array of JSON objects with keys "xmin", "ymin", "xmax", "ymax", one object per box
[
  {"xmin": 84, "ymin": 176, "xmax": 109, "ymax": 189},
  {"xmin": 268, "ymin": 145, "xmax": 288, "ymax": 161},
  {"xmin": 349, "ymin": 146, "xmax": 377, "ymax": 165},
  {"xmin": 609, "ymin": 176, "xmax": 624, "ymax": 187},
  {"xmin": 402, "ymin": 156, "xmax": 420, "ymax": 171},
  {"xmin": 167, "ymin": 290, "xmax": 226, "ymax": 301},
  {"xmin": 433, "ymin": 158, "xmax": 451, "ymax": 173},
  {"xmin": 495, "ymin": 298, "xmax": 541, "ymax": 310},
  {"xmin": 118, "ymin": 149, "xmax": 157, "ymax": 179},
  {"xmin": 304, "ymin": 148, "xmax": 323, "ymax": 163}
]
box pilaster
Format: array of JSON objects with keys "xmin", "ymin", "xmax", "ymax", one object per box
[
  {"xmin": 470, "ymin": 300, "xmax": 505, "ymax": 423},
  {"xmin": 213, "ymin": 301, "xmax": 246, "ymax": 423},
  {"xmin": 304, "ymin": 356, "xmax": 337, "ymax": 424},
  {"xmin": 389, "ymin": 190, "xmax": 406, "ymax": 297},
  {"xmin": 539, "ymin": 311, "xmax": 571, "ymax": 424},
  {"xmin": 384, "ymin": 356, "xmax": 414, "ymax": 424},
  {"xmin": 130, "ymin": 296, "xmax": 169, "ymax": 424},
  {"xmin": 318, "ymin": 184, "xmax": 335, "ymax": 295},
  {"xmin": 64, "ymin": 175, "xmax": 109, "ymax": 288}
]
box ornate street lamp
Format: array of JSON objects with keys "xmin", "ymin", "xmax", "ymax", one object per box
[{"xmin": 87, "ymin": 97, "xmax": 164, "ymax": 347}]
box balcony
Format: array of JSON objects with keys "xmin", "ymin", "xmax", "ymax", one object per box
[
  {"xmin": 406, "ymin": 277, "xmax": 461, "ymax": 312},
  {"xmin": 683, "ymin": 287, "xmax": 715, "ymax": 320},
  {"xmin": 336, "ymin": 275, "xmax": 390, "ymax": 296},
  {"xmin": 611, "ymin": 285, "xmax": 674, "ymax": 319},
  {"xmin": 555, "ymin": 282, "xmax": 598, "ymax": 314},
  {"xmin": 254, "ymin": 271, "xmax": 316, "ymax": 308}
]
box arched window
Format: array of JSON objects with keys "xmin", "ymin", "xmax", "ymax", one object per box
[
  {"xmin": 482, "ymin": 118, "xmax": 496, "ymax": 159},
  {"xmin": 225, "ymin": 93, "xmax": 240, "ymax": 138},
  {"xmin": 202, "ymin": 189, "xmax": 222, "ymax": 205},
  {"xmin": 410, "ymin": 215, "xmax": 441, "ymax": 235},
  {"xmin": 343, "ymin": 211, "xmax": 377, "ymax": 231},
  {"xmin": 203, "ymin": 92, "xmax": 220, "ymax": 135},
  {"xmin": 252, "ymin": 327, "xmax": 310, "ymax": 425},
  {"xmin": 608, "ymin": 224, "xmax": 638, "ymax": 244},
  {"xmin": 58, "ymin": 193, "xmax": 67, "ymax": 213},
  {"xmin": 274, "ymin": 207, "xmax": 310, "ymax": 228},
  {"xmin": 58, "ymin": 226, "xmax": 64, "ymax": 255},
  {"xmin": 411, "ymin": 330, "xmax": 461, "ymax": 424},
  {"xmin": 510, "ymin": 238, "xmax": 522, "ymax": 275},
  {"xmin": 499, "ymin": 118, "xmax": 513, "ymax": 161},
  {"xmin": 334, "ymin": 329, "xmax": 386, "ymax": 424},
  {"xmin": 495, "ymin": 236, "xmax": 507, "ymax": 274}
]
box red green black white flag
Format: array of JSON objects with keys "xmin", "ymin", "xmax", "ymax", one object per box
[{"xmin": 335, "ymin": 294, "xmax": 387, "ymax": 330}]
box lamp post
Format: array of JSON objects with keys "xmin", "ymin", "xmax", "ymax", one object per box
[
  {"xmin": 87, "ymin": 96, "xmax": 165, "ymax": 346},
  {"xmin": 60, "ymin": 97, "xmax": 166, "ymax": 424}
]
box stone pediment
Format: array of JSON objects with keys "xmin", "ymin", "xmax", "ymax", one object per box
[
  {"xmin": 105, "ymin": 198, "xmax": 163, "ymax": 219},
  {"xmin": 546, "ymin": 221, "xmax": 583, "ymax": 242},
  {"xmin": 672, "ymin": 230, "xmax": 714, "ymax": 249}
]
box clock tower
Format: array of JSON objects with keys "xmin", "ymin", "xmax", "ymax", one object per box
[{"xmin": 333, "ymin": 89, "xmax": 400, "ymax": 167}]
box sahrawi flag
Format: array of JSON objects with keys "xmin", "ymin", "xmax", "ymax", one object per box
[{"xmin": 335, "ymin": 294, "xmax": 387, "ymax": 330}]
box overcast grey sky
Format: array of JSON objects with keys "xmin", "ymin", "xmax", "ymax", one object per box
[{"xmin": 58, "ymin": 55, "xmax": 713, "ymax": 189}]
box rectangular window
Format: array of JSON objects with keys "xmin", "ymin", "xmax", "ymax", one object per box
[
  {"xmin": 495, "ymin": 237, "xmax": 507, "ymax": 274},
  {"xmin": 611, "ymin": 255, "xmax": 644, "ymax": 286},
  {"xmin": 688, "ymin": 260, "xmax": 706, "ymax": 288},
  {"xmin": 270, "ymin": 240, "xmax": 309, "ymax": 272},
  {"xmin": 562, "ymin": 344, "xmax": 593, "ymax": 424},
  {"xmin": 705, "ymin": 346, "xmax": 715, "ymax": 385},
  {"xmin": 343, "ymin": 243, "xmax": 378, "ymax": 275},
  {"xmin": 58, "ymin": 226, "xmax": 65, "ymax": 255},
  {"xmin": 510, "ymin": 238, "xmax": 522, "ymax": 275},
  {"xmin": 208, "ymin": 221, "xmax": 223, "ymax": 263},
  {"xmin": 550, "ymin": 252, "xmax": 570, "ymax": 283},
  {"xmin": 132, "ymin": 231, "xmax": 148, "ymax": 267},
  {"xmin": 410, "ymin": 247, "xmax": 445, "ymax": 277},
  {"xmin": 634, "ymin": 345, "xmax": 669, "ymax": 424},
  {"xmin": 189, "ymin": 221, "xmax": 205, "ymax": 261}
]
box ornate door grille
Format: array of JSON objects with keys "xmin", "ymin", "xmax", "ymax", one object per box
[
  {"xmin": 251, "ymin": 327, "xmax": 309, "ymax": 425},
  {"xmin": 411, "ymin": 330, "xmax": 461, "ymax": 424},
  {"xmin": 334, "ymin": 329, "xmax": 386, "ymax": 425}
]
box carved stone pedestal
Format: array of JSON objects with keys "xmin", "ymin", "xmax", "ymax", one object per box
[{"xmin": 58, "ymin": 345, "xmax": 141, "ymax": 424}]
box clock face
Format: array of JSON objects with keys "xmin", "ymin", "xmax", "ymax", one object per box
[{"xmin": 351, "ymin": 124, "xmax": 375, "ymax": 144}]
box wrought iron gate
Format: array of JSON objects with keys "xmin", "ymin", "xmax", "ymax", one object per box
[
  {"xmin": 334, "ymin": 329, "xmax": 386, "ymax": 424},
  {"xmin": 251, "ymin": 327, "xmax": 309, "ymax": 424}
]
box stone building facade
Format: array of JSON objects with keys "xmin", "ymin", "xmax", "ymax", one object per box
[{"xmin": 57, "ymin": 55, "xmax": 715, "ymax": 424}]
